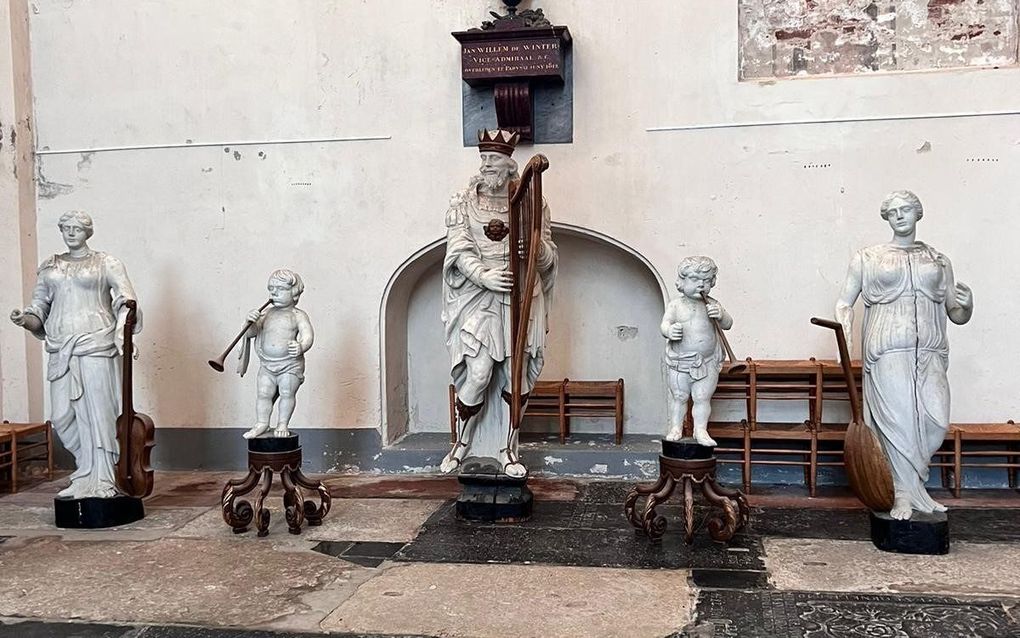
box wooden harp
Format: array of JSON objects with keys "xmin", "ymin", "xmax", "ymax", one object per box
[{"xmin": 507, "ymin": 154, "xmax": 549, "ymax": 440}]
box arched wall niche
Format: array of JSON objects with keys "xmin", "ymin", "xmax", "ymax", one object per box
[{"xmin": 379, "ymin": 224, "xmax": 669, "ymax": 445}]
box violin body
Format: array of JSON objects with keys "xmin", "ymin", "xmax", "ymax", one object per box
[{"xmin": 115, "ymin": 299, "xmax": 155, "ymax": 498}]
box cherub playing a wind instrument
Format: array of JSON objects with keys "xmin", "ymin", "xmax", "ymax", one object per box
[{"xmin": 239, "ymin": 269, "xmax": 314, "ymax": 439}]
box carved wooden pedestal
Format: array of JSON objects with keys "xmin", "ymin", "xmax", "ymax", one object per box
[
  {"xmin": 625, "ymin": 440, "xmax": 749, "ymax": 544},
  {"xmin": 221, "ymin": 435, "xmax": 331, "ymax": 537}
]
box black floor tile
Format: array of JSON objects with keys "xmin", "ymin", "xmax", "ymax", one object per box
[
  {"xmin": 0, "ymin": 620, "xmax": 135, "ymax": 638},
  {"xmin": 681, "ymin": 590, "xmax": 1020, "ymax": 638},
  {"xmin": 747, "ymin": 507, "xmax": 1020, "ymax": 543},
  {"xmin": 343, "ymin": 541, "xmax": 407, "ymax": 558},
  {"xmin": 310, "ymin": 540, "xmax": 353, "ymax": 558},
  {"xmin": 395, "ymin": 502, "xmax": 763, "ymax": 570},
  {"xmin": 690, "ymin": 568, "xmax": 769, "ymax": 590}
]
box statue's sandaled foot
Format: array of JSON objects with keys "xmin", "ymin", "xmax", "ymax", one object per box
[
  {"xmin": 665, "ymin": 427, "xmax": 683, "ymax": 441},
  {"xmin": 243, "ymin": 423, "xmax": 271, "ymax": 439},
  {"xmin": 889, "ymin": 495, "xmax": 913, "ymax": 520},
  {"xmin": 439, "ymin": 441, "xmax": 468, "ymax": 474},
  {"xmin": 57, "ymin": 482, "xmax": 77, "ymax": 499},
  {"xmin": 498, "ymin": 448, "xmax": 527, "ymax": 479},
  {"xmin": 693, "ymin": 429, "xmax": 717, "ymax": 447},
  {"xmin": 273, "ymin": 425, "xmax": 291, "ymax": 438},
  {"xmin": 915, "ymin": 489, "xmax": 948, "ymax": 513}
]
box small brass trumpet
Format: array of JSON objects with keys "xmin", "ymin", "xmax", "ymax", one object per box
[{"xmin": 208, "ymin": 299, "xmax": 272, "ymax": 372}]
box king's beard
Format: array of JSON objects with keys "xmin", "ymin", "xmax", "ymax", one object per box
[{"xmin": 470, "ymin": 170, "xmax": 510, "ymax": 194}]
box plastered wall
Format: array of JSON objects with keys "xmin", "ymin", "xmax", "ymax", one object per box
[{"xmin": 2, "ymin": 1, "xmax": 1018, "ymax": 435}]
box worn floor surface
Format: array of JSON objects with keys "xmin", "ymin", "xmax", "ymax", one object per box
[{"xmin": 1, "ymin": 471, "xmax": 1019, "ymax": 637}]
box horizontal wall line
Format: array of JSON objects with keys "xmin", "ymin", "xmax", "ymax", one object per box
[
  {"xmin": 647, "ymin": 109, "xmax": 1020, "ymax": 132},
  {"xmin": 35, "ymin": 134, "xmax": 392, "ymax": 156}
]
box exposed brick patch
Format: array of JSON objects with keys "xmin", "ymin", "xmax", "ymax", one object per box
[{"xmin": 740, "ymin": 0, "xmax": 1019, "ymax": 80}]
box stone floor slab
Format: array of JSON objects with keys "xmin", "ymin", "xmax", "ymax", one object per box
[
  {"xmin": 172, "ymin": 498, "xmax": 440, "ymax": 544},
  {"xmin": 682, "ymin": 590, "xmax": 1019, "ymax": 638},
  {"xmin": 0, "ymin": 537, "xmax": 365, "ymax": 629},
  {"xmin": 766, "ymin": 537, "xmax": 1020, "ymax": 598},
  {"xmin": 321, "ymin": 562, "xmax": 694, "ymax": 638},
  {"xmin": 0, "ymin": 504, "xmax": 208, "ymax": 541}
]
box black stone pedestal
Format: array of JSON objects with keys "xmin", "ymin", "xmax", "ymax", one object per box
[
  {"xmin": 455, "ymin": 457, "xmax": 532, "ymax": 523},
  {"xmin": 54, "ymin": 495, "xmax": 145, "ymax": 529},
  {"xmin": 662, "ymin": 438, "xmax": 714, "ymax": 460},
  {"xmin": 870, "ymin": 510, "xmax": 950, "ymax": 555}
]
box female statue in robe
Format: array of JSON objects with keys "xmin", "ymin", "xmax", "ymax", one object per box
[
  {"xmin": 9, "ymin": 212, "xmax": 141, "ymax": 499},
  {"xmin": 836, "ymin": 191, "xmax": 973, "ymax": 519}
]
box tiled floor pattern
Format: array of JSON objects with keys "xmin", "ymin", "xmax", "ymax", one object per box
[{"xmin": 0, "ymin": 472, "xmax": 1018, "ymax": 637}]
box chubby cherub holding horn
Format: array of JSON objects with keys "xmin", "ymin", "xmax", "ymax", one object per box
[{"xmin": 238, "ymin": 269, "xmax": 314, "ymax": 439}]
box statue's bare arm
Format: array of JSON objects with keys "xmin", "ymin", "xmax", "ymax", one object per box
[
  {"xmin": 835, "ymin": 252, "xmax": 863, "ymax": 354},
  {"xmin": 942, "ymin": 257, "xmax": 973, "ymax": 325}
]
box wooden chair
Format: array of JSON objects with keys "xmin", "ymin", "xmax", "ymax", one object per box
[
  {"xmin": 561, "ymin": 379, "xmax": 624, "ymax": 445},
  {"xmin": 948, "ymin": 421, "xmax": 1020, "ymax": 497},
  {"xmin": 0, "ymin": 429, "xmax": 13, "ymax": 493},
  {"xmin": 448, "ymin": 378, "xmax": 625, "ymax": 444},
  {"xmin": 0, "ymin": 420, "xmax": 54, "ymax": 493}
]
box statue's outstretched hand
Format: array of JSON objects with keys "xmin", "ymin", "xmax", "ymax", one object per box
[
  {"xmin": 480, "ymin": 269, "xmax": 513, "ymax": 293},
  {"xmin": 954, "ymin": 282, "xmax": 973, "ymax": 310}
]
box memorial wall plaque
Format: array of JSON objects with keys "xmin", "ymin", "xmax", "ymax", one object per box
[
  {"xmin": 458, "ymin": 31, "xmax": 567, "ymax": 86},
  {"xmin": 453, "ymin": 5, "xmax": 571, "ymax": 142}
]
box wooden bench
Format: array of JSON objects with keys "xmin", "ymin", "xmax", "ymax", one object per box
[
  {"xmin": 448, "ymin": 378, "xmax": 625, "ymax": 444},
  {"xmin": 0, "ymin": 420, "xmax": 54, "ymax": 493},
  {"xmin": 945, "ymin": 422, "xmax": 1020, "ymax": 497},
  {"xmin": 694, "ymin": 358, "xmax": 862, "ymax": 496}
]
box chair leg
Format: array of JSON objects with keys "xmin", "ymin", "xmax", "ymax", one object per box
[
  {"xmin": 46, "ymin": 423, "xmax": 53, "ymax": 480},
  {"xmin": 953, "ymin": 430, "xmax": 962, "ymax": 499},
  {"xmin": 9, "ymin": 437, "xmax": 16, "ymax": 494},
  {"xmin": 1008, "ymin": 443, "xmax": 1017, "ymax": 489},
  {"xmin": 808, "ymin": 436, "xmax": 817, "ymax": 497}
]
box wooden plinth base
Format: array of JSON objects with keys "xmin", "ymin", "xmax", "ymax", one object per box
[
  {"xmin": 626, "ymin": 439, "xmax": 750, "ymax": 544},
  {"xmin": 220, "ymin": 434, "xmax": 331, "ymax": 537}
]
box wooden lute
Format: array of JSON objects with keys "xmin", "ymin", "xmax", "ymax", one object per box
[
  {"xmin": 116, "ymin": 299, "xmax": 155, "ymax": 498},
  {"xmin": 810, "ymin": 317, "xmax": 893, "ymax": 511}
]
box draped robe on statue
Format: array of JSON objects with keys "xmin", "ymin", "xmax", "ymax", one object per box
[
  {"xmin": 858, "ymin": 242, "xmax": 950, "ymax": 511},
  {"xmin": 441, "ymin": 184, "xmax": 557, "ymax": 460},
  {"xmin": 24, "ymin": 251, "xmax": 139, "ymax": 498}
]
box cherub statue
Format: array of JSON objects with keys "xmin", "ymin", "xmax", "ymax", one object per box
[
  {"xmin": 661, "ymin": 256, "xmax": 733, "ymax": 447},
  {"xmin": 239, "ymin": 269, "xmax": 314, "ymax": 439}
]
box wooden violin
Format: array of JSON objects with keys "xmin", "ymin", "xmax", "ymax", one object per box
[{"xmin": 116, "ymin": 299, "xmax": 155, "ymax": 498}]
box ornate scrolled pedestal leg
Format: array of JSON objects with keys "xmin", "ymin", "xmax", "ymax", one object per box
[
  {"xmin": 221, "ymin": 467, "xmax": 261, "ymax": 533},
  {"xmin": 294, "ymin": 468, "xmax": 332, "ymax": 526},
  {"xmin": 219, "ymin": 434, "xmax": 331, "ymax": 537},
  {"xmin": 625, "ymin": 438, "xmax": 750, "ymax": 545}
]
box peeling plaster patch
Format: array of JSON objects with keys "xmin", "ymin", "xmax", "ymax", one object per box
[
  {"xmin": 739, "ymin": 0, "xmax": 1019, "ymax": 80},
  {"xmin": 35, "ymin": 160, "xmax": 73, "ymax": 199},
  {"xmin": 76, "ymin": 151, "xmax": 94, "ymax": 172},
  {"xmin": 543, "ymin": 455, "xmax": 564, "ymax": 465},
  {"xmin": 633, "ymin": 458, "xmax": 658, "ymax": 477},
  {"xmin": 258, "ymin": 150, "xmax": 267, "ymax": 160},
  {"xmin": 615, "ymin": 325, "xmax": 639, "ymax": 341},
  {"xmin": 233, "ymin": 150, "xmax": 242, "ymax": 161},
  {"xmin": 201, "ymin": 167, "xmax": 213, "ymax": 173},
  {"xmin": 589, "ymin": 463, "xmax": 609, "ymax": 474},
  {"xmin": 916, "ymin": 141, "xmax": 932, "ymax": 153}
]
